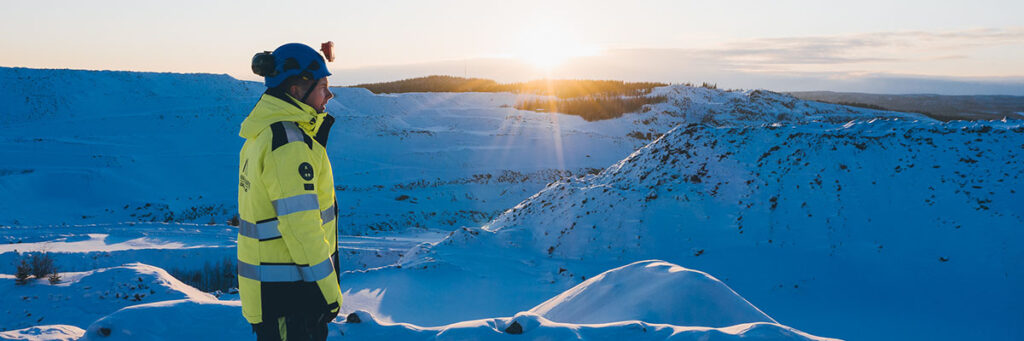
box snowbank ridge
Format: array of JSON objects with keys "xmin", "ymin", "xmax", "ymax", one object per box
[{"xmin": 530, "ymin": 260, "xmax": 776, "ymax": 327}]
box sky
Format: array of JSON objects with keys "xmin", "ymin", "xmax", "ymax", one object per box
[{"xmin": 2, "ymin": 0, "xmax": 1023, "ymax": 94}]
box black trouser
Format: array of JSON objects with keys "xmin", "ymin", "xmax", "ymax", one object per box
[{"xmin": 253, "ymin": 314, "xmax": 327, "ymax": 341}]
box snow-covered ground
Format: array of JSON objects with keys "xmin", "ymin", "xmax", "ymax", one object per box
[
  {"xmin": 374, "ymin": 119, "xmax": 1023, "ymax": 340},
  {"xmin": 3, "ymin": 260, "xmax": 836, "ymax": 341},
  {"xmin": 2, "ymin": 66, "xmax": 1021, "ymax": 340},
  {"xmin": 0, "ymin": 66, "xmax": 929, "ymax": 233}
]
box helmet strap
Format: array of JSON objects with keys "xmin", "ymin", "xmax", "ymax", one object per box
[{"xmin": 300, "ymin": 81, "xmax": 317, "ymax": 103}]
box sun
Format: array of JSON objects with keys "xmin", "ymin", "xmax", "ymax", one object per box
[{"xmin": 513, "ymin": 25, "xmax": 601, "ymax": 70}]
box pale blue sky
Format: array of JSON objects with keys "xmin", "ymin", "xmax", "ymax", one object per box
[{"xmin": 2, "ymin": 0, "xmax": 1022, "ymax": 92}]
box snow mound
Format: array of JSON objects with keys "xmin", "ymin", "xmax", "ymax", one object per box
[
  {"xmin": 337, "ymin": 310, "xmax": 836, "ymax": 341},
  {"xmin": 0, "ymin": 325, "xmax": 83, "ymax": 341},
  {"xmin": 0, "ymin": 263, "xmax": 215, "ymax": 330},
  {"xmin": 81, "ymin": 300, "xmax": 248, "ymax": 341},
  {"xmin": 530, "ymin": 260, "xmax": 775, "ymax": 327}
]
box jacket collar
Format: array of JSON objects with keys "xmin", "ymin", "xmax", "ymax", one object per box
[{"xmin": 239, "ymin": 89, "xmax": 331, "ymax": 140}]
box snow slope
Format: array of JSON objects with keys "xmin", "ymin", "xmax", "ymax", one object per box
[
  {"xmin": 0, "ymin": 263, "xmax": 214, "ymax": 331},
  {"xmin": 0, "ymin": 67, "xmax": 263, "ymax": 228},
  {"xmin": 353, "ymin": 119, "xmax": 1023, "ymax": 340},
  {"xmin": 0, "ymin": 67, "xmax": 930, "ymax": 235}
]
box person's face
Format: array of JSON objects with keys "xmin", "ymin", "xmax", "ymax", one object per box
[{"xmin": 296, "ymin": 78, "xmax": 334, "ymax": 113}]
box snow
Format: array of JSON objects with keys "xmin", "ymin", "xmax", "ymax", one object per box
[
  {"xmin": 0, "ymin": 325, "xmax": 83, "ymax": 341},
  {"xmin": 529, "ymin": 260, "xmax": 776, "ymax": 327},
  {"xmin": 389, "ymin": 119, "xmax": 1023, "ymax": 340},
  {"xmin": 81, "ymin": 300, "xmax": 248, "ymax": 341},
  {"xmin": 63, "ymin": 260, "xmax": 833, "ymax": 341},
  {"xmin": 334, "ymin": 310, "xmax": 836, "ymax": 341},
  {"xmin": 0, "ymin": 66, "xmax": 930, "ymax": 235},
  {"xmin": 0, "ymin": 263, "xmax": 213, "ymax": 331},
  {"xmin": 3, "ymin": 66, "xmax": 1021, "ymax": 340}
]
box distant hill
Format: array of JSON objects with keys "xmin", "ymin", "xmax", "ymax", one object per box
[
  {"xmin": 788, "ymin": 91, "xmax": 1024, "ymax": 121},
  {"xmin": 351, "ymin": 75, "xmax": 671, "ymax": 121},
  {"xmin": 350, "ymin": 75, "xmax": 667, "ymax": 98}
]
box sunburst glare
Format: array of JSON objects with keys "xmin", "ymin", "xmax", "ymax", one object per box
[{"xmin": 513, "ymin": 24, "xmax": 602, "ymax": 70}]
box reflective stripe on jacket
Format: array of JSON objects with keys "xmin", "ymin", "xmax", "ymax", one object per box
[{"xmin": 237, "ymin": 89, "xmax": 341, "ymax": 324}]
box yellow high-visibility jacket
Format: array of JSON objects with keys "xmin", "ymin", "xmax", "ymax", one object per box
[{"xmin": 237, "ymin": 89, "xmax": 341, "ymax": 324}]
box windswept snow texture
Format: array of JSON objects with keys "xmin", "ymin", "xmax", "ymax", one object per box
[
  {"xmin": 0, "ymin": 66, "xmax": 929, "ymax": 234},
  {"xmin": 529, "ymin": 260, "xmax": 775, "ymax": 327},
  {"xmin": 379, "ymin": 119, "xmax": 1024, "ymax": 340}
]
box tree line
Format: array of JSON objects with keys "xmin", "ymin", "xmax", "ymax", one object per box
[
  {"xmin": 352, "ymin": 75, "xmax": 670, "ymax": 121},
  {"xmin": 351, "ymin": 75, "xmax": 667, "ymax": 98}
]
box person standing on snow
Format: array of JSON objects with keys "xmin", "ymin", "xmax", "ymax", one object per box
[{"xmin": 237, "ymin": 42, "xmax": 341, "ymax": 341}]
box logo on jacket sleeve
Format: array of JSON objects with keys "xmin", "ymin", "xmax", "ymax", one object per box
[
  {"xmin": 239, "ymin": 159, "xmax": 251, "ymax": 192},
  {"xmin": 298, "ymin": 162, "xmax": 314, "ymax": 181}
]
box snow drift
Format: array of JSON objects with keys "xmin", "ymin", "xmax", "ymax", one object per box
[
  {"xmin": 0, "ymin": 263, "xmax": 214, "ymax": 331},
  {"xmin": 60, "ymin": 260, "xmax": 833, "ymax": 341},
  {"xmin": 81, "ymin": 300, "xmax": 248, "ymax": 341},
  {"xmin": 334, "ymin": 310, "xmax": 836, "ymax": 341},
  {"xmin": 529, "ymin": 260, "xmax": 775, "ymax": 327}
]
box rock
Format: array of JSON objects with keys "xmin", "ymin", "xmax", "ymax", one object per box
[
  {"xmin": 504, "ymin": 321, "xmax": 522, "ymax": 334},
  {"xmin": 346, "ymin": 312, "xmax": 361, "ymax": 324}
]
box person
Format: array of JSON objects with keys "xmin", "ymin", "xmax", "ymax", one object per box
[{"xmin": 237, "ymin": 42, "xmax": 341, "ymax": 341}]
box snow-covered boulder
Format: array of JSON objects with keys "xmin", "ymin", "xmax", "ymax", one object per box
[
  {"xmin": 81, "ymin": 300, "xmax": 248, "ymax": 341},
  {"xmin": 530, "ymin": 260, "xmax": 775, "ymax": 327}
]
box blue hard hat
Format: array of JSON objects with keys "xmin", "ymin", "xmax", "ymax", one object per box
[{"xmin": 252, "ymin": 43, "xmax": 331, "ymax": 88}]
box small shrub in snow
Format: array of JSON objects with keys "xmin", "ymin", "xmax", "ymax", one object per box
[
  {"xmin": 48, "ymin": 270, "xmax": 62, "ymax": 284},
  {"xmin": 29, "ymin": 252, "xmax": 56, "ymax": 279},
  {"xmin": 168, "ymin": 257, "xmax": 238, "ymax": 292},
  {"xmin": 14, "ymin": 259, "xmax": 31, "ymax": 284}
]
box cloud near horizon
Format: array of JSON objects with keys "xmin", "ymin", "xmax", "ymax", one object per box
[
  {"xmin": 712, "ymin": 28, "xmax": 1024, "ymax": 70},
  {"xmin": 331, "ymin": 28, "xmax": 1024, "ymax": 95}
]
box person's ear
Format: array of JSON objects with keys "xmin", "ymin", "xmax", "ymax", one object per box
[{"xmin": 288, "ymin": 85, "xmax": 302, "ymax": 99}]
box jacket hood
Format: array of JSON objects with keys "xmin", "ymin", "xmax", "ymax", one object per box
[{"xmin": 239, "ymin": 92, "xmax": 327, "ymax": 139}]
